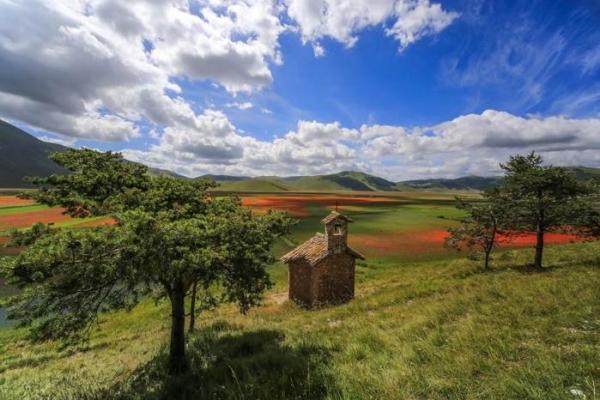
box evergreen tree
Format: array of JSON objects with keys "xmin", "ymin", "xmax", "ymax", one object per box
[
  {"xmin": 1, "ymin": 149, "xmax": 293, "ymax": 374},
  {"xmin": 487, "ymin": 152, "xmax": 599, "ymax": 269},
  {"xmin": 445, "ymin": 198, "xmax": 504, "ymax": 270}
]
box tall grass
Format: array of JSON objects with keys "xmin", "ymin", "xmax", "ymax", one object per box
[{"xmin": 0, "ymin": 240, "xmax": 598, "ymax": 399}]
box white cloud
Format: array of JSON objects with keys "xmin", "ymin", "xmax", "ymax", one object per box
[
  {"xmin": 312, "ymin": 42, "xmax": 326, "ymax": 57},
  {"xmin": 362, "ymin": 110, "xmax": 600, "ymax": 179},
  {"xmin": 0, "ymin": 0, "xmax": 285, "ymax": 141},
  {"xmin": 0, "ymin": 0, "xmax": 458, "ymax": 148},
  {"xmin": 286, "ymin": 0, "xmax": 458, "ymax": 51},
  {"xmin": 38, "ymin": 135, "xmax": 77, "ymax": 147},
  {"xmin": 120, "ymin": 110, "xmax": 600, "ymax": 180},
  {"xmin": 226, "ymin": 102, "xmax": 254, "ymax": 110},
  {"xmin": 387, "ymin": 0, "xmax": 459, "ymax": 51}
]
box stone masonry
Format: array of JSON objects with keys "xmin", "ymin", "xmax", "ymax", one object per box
[{"xmin": 281, "ymin": 211, "xmax": 364, "ymax": 308}]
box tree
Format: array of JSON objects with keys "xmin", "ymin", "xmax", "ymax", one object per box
[
  {"xmin": 444, "ymin": 198, "xmax": 503, "ymax": 270},
  {"xmin": 486, "ymin": 152, "xmax": 599, "ymax": 269},
  {"xmin": 1, "ymin": 149, "xmax": 293, "ymax": 374}
]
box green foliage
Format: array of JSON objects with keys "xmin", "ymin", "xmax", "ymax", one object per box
[
  {"xmin": 2, "ymin": 148, "xmax": 294, "ymax": 373},
  {"xmin": 1, "ymin": 241, "xmax": 599, "ymax": 399},
  {"xmin": 444, "ymin": 198, "xmax": 502, "ymax": 269},
  {"xmin": 6, "ymin": 222, "xmax": 55, "ymax": 246},
  {"xmin": 22, "ymin": 149, "xmax": 151, "ymax": 217},
  {"xmin": 485, "ymin": 152, "xmax": 600, "ymax": 269}
]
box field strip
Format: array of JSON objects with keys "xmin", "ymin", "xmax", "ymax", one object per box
[{"xmin": 0, "ymin": 204, "xmax": 49, "ymax": 216}]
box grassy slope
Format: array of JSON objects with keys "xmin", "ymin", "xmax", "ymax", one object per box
[
  {"xmin": 0, "ymin": 120, "xmax": 67, "ymax": 188},
  {"xmin": 214, "ymin": 172, "xmax": 402, "ymax": 193},
  {"xmin": 0, "ymin": 240, "xmax": 598, "ymax": 399},
  {"xmin": 216, "ymin": 178, "xmax": 292, "ymax": 192}
]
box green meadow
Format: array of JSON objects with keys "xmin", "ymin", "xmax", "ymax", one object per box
[{"xmin": 0, "ymin": 193, "xmax": 598, "ymax": 399}]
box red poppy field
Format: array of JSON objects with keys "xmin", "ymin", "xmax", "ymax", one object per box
[
  {"xmin": 0, "ymin": 197, "xmax": 33, "ymax": 208},
  {"xmin": 241, "ymin": 195, "xmax": 401, "ymax": 216},
  {"xmin": 240, "ymin": 193, "xmax": 582, "ymax": 262},
  {"xmin": 0, "ymin": 196, "xmax": 112, "ymax": 255},
  {"xmin": 0, "ymin": 193, "xmax": 583, "ymax": 262}
]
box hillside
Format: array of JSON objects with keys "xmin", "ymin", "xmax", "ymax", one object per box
[
  {"xmin": 215, "ymin": 177, "xmax": 292, "ymax": 192},
  {"xmin": 198, "ymin": 174, "xmax": 250, "ymax": 182},
  {"xmin": 0, "ymin": 120, "xmax": 67, "ymax": 187},
  {"xmin": 0, "ymin": 120, "xmax": 186, "ymax": 186},
  {"xmin": 400, "ymin": 167, "xmax": 600, "ymax": 191},
  {"xmin": 214, "ymin": 171, "xmax": 401, "ymax": 192},
  {"xmin": 565, "ymin": 166, "xmax": 600, "ymax": 181},
  {"xmin": 401, "ymin": 175, "xmax": 505, "ymax": 190},
  {"xmin": 1, "ymin": 240, "xmax": 599, "ymax": 399},
  {"xmin": 3, "ymin": 119, "xmax": 599, "ymax": 191}
]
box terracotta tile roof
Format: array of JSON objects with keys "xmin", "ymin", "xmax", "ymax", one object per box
[
  {"xmin": 321, "ymin": 211, "xmax": 354, "ymax": 225},
  {"xmin": 280, "ymin": 232, "xmax": 365, "ymax": 266}
]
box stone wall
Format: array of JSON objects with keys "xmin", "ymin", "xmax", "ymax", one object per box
[
  {"xmin": 312, "ymin": 253, "xmax": 355, "ymax": 306},
  {"xmin": 325, "ymin": 219, "xmax": 348, "ymax": 254},
  {"xmin": 288, "ymin": 260, "xmax": 312, "ymax": 306}
]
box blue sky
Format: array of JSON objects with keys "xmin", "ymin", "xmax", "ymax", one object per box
[{"xmin": 1, "ymin": 0, "xmax": 600, "ymax": 180}]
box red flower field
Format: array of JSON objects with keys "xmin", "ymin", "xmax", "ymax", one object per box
[
  {"xmin": 350, "ymin": 230, "xmax": 583, "ymax": 257},
  {"xmin": 0, "ymin": 197, "xmax": 33, "ymax": 207},
  {"xmin": 0, "ymin": 208, "xmax": 72, "ymax": 231},
  {"xmin": 241, "ymin": 195, "xmax": 399, "ymax": 216}
]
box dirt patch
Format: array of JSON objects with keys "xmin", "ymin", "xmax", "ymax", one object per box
[{"xmin": 269, "ymin": 292, "xmax": 288, "ymax": 305}]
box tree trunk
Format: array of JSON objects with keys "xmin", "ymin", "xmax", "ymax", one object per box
[
  {"xmin": 534, "ymin": 228, "xmax": 544, "ymax": 270},
  {"xmin": 188, "ymin": 280, "xmax": 197, "ymax": 333},
  {"xmin": 484, "ymin": 250, "xmax": 491, "ymax": 270},
  {"xmin": 169, "ymin": 280, "xmax": 188, "ymax": 375}
]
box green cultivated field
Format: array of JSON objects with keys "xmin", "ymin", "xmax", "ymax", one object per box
[{"xmin": 0, "ymin": 193, "xmax": 599, "ymax": 399}]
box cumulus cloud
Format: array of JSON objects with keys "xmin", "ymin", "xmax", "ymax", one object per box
[
  {"xmin": 120, "ymin": 110, "xmax": 600, "ymax": 180},
  {"xmin": 0, "ymin": 0, "xmax": 284, "ymax": 141},
  {"xmin": 3, "ymin": 0, "xmax": 595, "ymax": 181},
  {"xmin": 361, "ymin": 110, "xmax": 600, "ymax": 179},
  {"xmin": 286, "ymin": 0, "xmax": 458, "ymax": 51},
  {"xmin": 227, "ymin": 102, "xmax": 254, "ymax": 110},
  {"xmin": 312, "ymin": 42, "xmax": 326, "ymax": 57},
  {"xmin": 122, "ymin": 117, "xmax": 361, "ymax": 177},
  {"xmin": 0, "ymin": 0, "xmax": 458, "ymax": 147}
]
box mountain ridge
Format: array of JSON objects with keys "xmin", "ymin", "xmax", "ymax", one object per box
[{"xmin": 2, "ymin": 119, "xmax": 599, "ymax": 191}]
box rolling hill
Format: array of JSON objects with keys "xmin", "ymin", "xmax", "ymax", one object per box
[
  {"xmin": 401, "ymin": 175, "xmax": 505, "ymax": 190},
  {"xmin": 0, "ymin": 119, "xmax": 186, "ymax": 187},
  {"xmin": 2, "ymin": 119, "xmax": 599, "ymax": 191},
  {"xmin": 213, "ymin": 171, "xmax": 402, "ymax": 192},
  {"xmin": 0, "ymin": 120, "xmax": 67, "ymax": 187}
]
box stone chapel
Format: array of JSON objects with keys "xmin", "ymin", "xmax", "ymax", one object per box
[{"xmin": 280, "ymin": 211, "xmax": 365, "ymax": 307}]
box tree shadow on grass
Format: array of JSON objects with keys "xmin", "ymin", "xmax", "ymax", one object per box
[{"xmin": 83, "ymin": 321, "xmax": 338, "ymax": 400}]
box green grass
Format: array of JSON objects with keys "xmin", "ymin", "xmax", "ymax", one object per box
[
  {"xmin": 0, "ymin": 193, "xmax": 598, "ymax": 399},
  {"xmin": 0, "ymin": 241, "xmax": 598, "ymax": 399},
  {"xmin": 0, "ymin": 204, "xmax": 48, "ymax": 215}
]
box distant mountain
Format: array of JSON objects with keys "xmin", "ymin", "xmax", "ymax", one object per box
[
  {"xmin": 0, "ymin": 120, "xmax": 68, "ymax": 188},
  {"xmin": 564, "ymin": 166, "xmax": 600, "ymax": 181},
  {"xmin": 400, "ymin": 167, "xmax": 600, "ymax": 191},
  {"xmin": 198, "ymin": 174, "xmax": 250, "ymax": 182},
  {"xmin": 0, "ymin": 119, "xmax": 185, "ymax": 187},
  {"xmin": 400, "ymin": 175, "xmax": 505, "ymax": 191},
  {"xmin": 213, "ymin": 171, "xmax": 401, "ymax": 192},
  {"xmin": 146, "ymin": 166, "xmax": 187, "ymax": 179},
  {"xmin": 3, "ymin": 119, "xmax": 599, "ymax": 191}
]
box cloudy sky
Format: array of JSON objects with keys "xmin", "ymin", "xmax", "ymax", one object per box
[{"xmin": 1, "ymin": 0, "xmax": 600, "ymax": 180}]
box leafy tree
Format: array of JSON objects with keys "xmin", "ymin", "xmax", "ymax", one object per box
[
  {"xmin": 486, "ymin": 152, "xmax": 599, "ymax": 269},
  {"xmin": 445, "ymin": 198, "xmax": 507, "ymax": 270},
  {"xmin": 6, "ymin": 222, "xmax": 55, "ymax": 246},
  {"xmin": 1, "ymin": 149, "xmax": 293, "ymax": 374}
]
